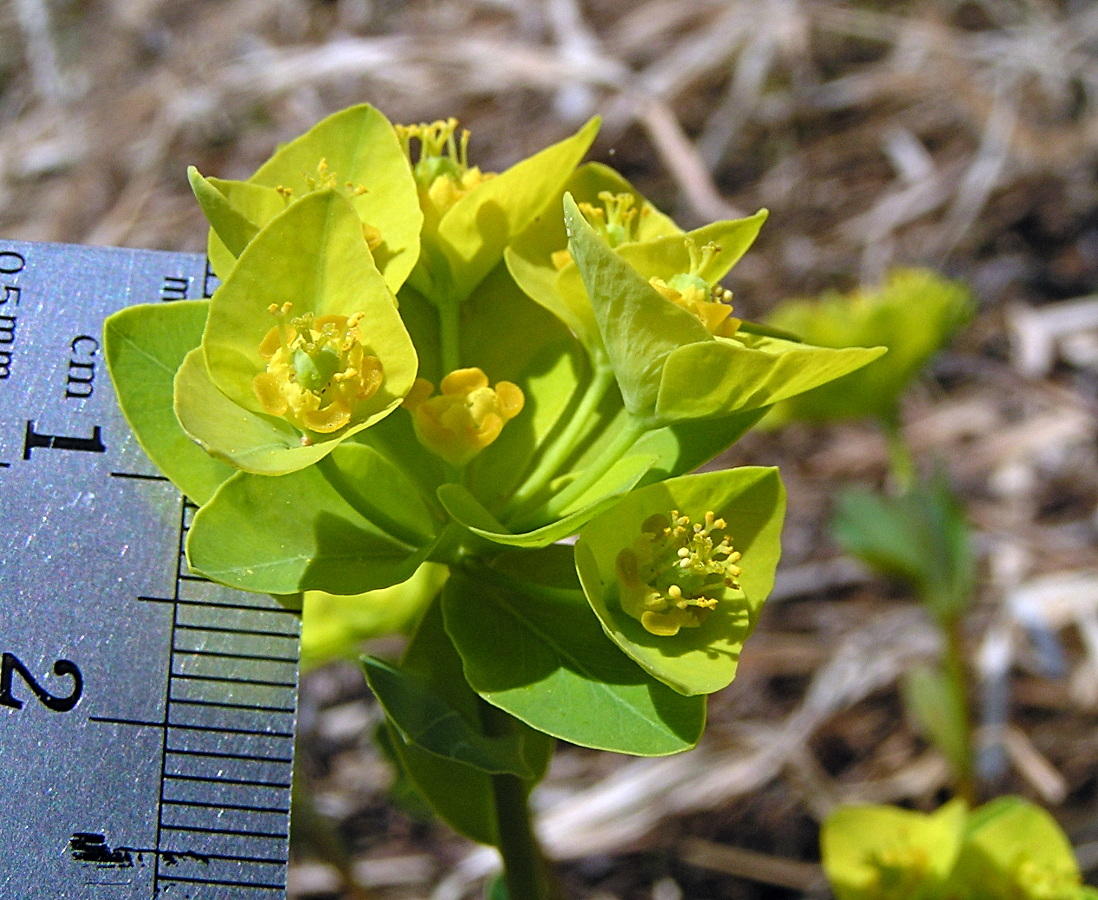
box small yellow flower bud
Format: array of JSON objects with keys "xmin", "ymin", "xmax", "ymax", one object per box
[
  {"xmin": 615, "ymin": 509, "xmax": 742, "ymax": 636},
  {"xmin": 402, "ymin": 366, "xmax": 525, "ymax": 467}
]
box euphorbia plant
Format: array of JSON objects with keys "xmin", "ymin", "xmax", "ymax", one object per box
[
  {"xmin": 765, "ymin": 269, "xmax": 980, "ymax": 801},
  {"xmin": 104, "ymin": 104, "xmax": 883, "ymax": 897},
  {"xmin": 822, "ymin": 797, "xmax": 1098, "ymax": 900}
]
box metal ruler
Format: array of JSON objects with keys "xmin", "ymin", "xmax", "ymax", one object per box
[{"xmin": 0, "ymin": 240, "xmax": 299, "ymax": 899}]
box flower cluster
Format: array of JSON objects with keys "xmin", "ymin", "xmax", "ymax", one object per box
[{"xmin": 105, "ymin": 103, "xmax": 887, "ymax": 855}]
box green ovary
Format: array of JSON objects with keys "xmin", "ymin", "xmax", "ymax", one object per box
[
  {"xmin": 252, "ymin": 303, "xmax": 383, "ymax": 437},
  {"xmin": 615, "ymin": 510, "xmax": 742, "ymax": 636}
]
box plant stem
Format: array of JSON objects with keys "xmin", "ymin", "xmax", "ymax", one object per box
[
  {"xmin": 881, "ymin": 412, "xmax": 915, "ymax": 494},
  {"xmin": 439, "ymin": 297, "xmax": 462, "ymax": 377},
  {"xmin": 943, "ymin": 612, "xmax": 978, "ymax": 805},
  {"xmin": 510, "ymin": 415, "xmax": 648, "ymax": 532},
  {"xmin": 502, "ymin": 362, "xmax": 615, "ymax": 518},
  {"xmin": 479, "ymin": 700, "xmax": 557, "ymax": 900}
]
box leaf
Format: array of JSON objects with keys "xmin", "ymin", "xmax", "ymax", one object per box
[
  {"xmin": 575, "ymin": 467, "xmax": 785, "ymax": 696},
  {"xmin": 564, "ymin": 192, "xmax": 713, "ymax": 417},
  {"xmin": 175, "ymin": 347, "xmax": 328, "ymax": 474},
  {"xmin": 442, "ymin": 550, "xmax": 705, "ymax": 756},
  {"xmin": 434, "ymin": 117, "xmax": 600, "ymax": 303},
  {"xmin": 901, "ymin": 664, "xmax": 971, "ymax": 786},
  {"xmin": 197, "ymin": 104, "xmax": 422, "ymax": 292},
  {"xmin": 381, "ymin": 600, "xmax": 553, "ymax": 846},
  {"xmin": 103, "ymin": 301, "xmax": 233, "ymax": 504},
  {"xmin": 186, "ymin": 443, "xmax": 432, "ymax": 595},
  {"xmin": 363, "ymin": 657, "xmax": 535, "ymax": 777},
  {"xmin": 300, "ymin": 563, "xmax": 448, "ymax": 670},
  {"xmin": 188, "ymin": 169, "xmax": 282, "ymax": 278},
  {"xmin": 656, "ymin": 332, "xmax": 887, "ymax": 422},
  {"xmin": 950, "ymin": 797, "xmax": 1084, "ymax": 900},
  {"xmin": 438, "ymin": 457, "xmax": 649, "ymax": 548},
  {"xmin": 615, "ymin": 211, "xmax": 768, "ymax": 287},
  {"xmin": 506, "ymin": 161, "xmax": 681, "ymax": 350},
  {"xmin": 765, "ymin": 268, "xmax": 973, "ymax": 424},
  {"xmin": 832, "ymin": 470, "xmax": 974, "ymax": 622}
]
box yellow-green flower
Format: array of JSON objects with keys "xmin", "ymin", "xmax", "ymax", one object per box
[
  {"xmin": 402, "ymin": 367, "xmax": 525, "ymax": 467},
  {"xmin": 175, "ymin": 190, "xmax": 417, "ymax": 475},
  {"xmin": 616, "ymin": 509, "xmax": 742, "ymax": 636},
  {"xmin": 252, "ymin": 305, "xmax": 384, "ymax": 436}
]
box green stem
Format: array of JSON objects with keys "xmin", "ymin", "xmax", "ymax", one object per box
[
  {"xmin": 502, "ymin": 363, "xmax": 616, "ymax": 518},
  {"xmin": 439, "ymin": 297, "xmax": 462, "ymax": 379},
  {"xmin": 478, "ymin": 700, "xmax": 557, "ymax": 900},
  {"xmin": 881, "ymin": 412, "xmax": 914, "ymax": 494},
  {"xmin": 943, "ymin": 613, "xmax": 978, "ymax": 805},
  {"xmin": 510, "ymin": 415, "xmax": 648, "ymax": 532}
]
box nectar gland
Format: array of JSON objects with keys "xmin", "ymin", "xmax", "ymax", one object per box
[
  {"xmin": 648, "ymin": 239, "xmax": 741, "ymax": 338},
  {"xmin": 553, "ymin": 191, "xmax": 648, "ymax": 269},
  {"xmin": 402, "ymin": 367, "xmax": 524, "ymax": 467},
  {"xmin": 252, "ymin": 303, "xmax": 383, "ymax": 437},
  {"xmin": 396, "ymin": 118, "xmax": 495, "ymax": 220},
  {"xmin": 615, "ymin": 510, "xmax": 742, "ymax": 636}
]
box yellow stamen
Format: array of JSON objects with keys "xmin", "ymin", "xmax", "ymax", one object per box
[
  {"xmin": 252, "ymin": 303, "xmax": 383, "ymax": 435},
  {"xmin": 396, "ymin": 118, "xmax": 496, "ymax": 219},
  {"xmin": 615, "ymin": 509, "xmax": 742, "ymax": 636}
]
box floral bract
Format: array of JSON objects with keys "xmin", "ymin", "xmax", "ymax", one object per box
[
  {"xmin": 764, "ymin": 267, "xmax": 974, "ymax": 425},
  {"xmin": 177, "ymin": 189, "xmax": 417, "ymax": 474}
]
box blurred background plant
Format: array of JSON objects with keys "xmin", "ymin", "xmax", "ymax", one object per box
[{"xmin": 4, "ymin": 1, "xmax": 1098, "ymax": 898}]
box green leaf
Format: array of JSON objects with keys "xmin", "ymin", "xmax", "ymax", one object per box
[
  {"xmin": 188, "ymin": 169, "xmax": 282, "ymax": 278},
  {"xmin": 832, "ymin": 470, "xmax": 974, "ymax": 622},
  {"xmin": 901, "ymin": 664, "xmax": 971, "ymax": 785},
  {"xmin": 184, "ymin": 190, "xmax": 417, "ymax": 473},
  {"xmin": 432, "ymin": 117, "xmax": 600, "ymax": 303},
  {"xmin": 300, "ymin": 563, "xmax": 448, "ymax": 670},
  {"xmin": 950, "ymin": 797, "xmax": 1084, "ymax": 900},
  {"xmin": 383, "ymin": 600, "xmax": 500, "ymax": 845},
  {"xmin": 765, "ymin": 268, "xmax": 973, "ymax": 424},
  {"xmin": 363, "ymin": 656, "xmax": 535, "ymax": 777},
  {"xmin": 656, "ymin": 332, "xmax": 887, "ymax": 422},
  {"xmin": 175, "ymin": 347, "xmax": 326, "ymax": 474},
  {"xmin": 196, "ymin": 104, "xmax": 422, "ymax": 292},
  {"xmin": 575, "ymin": 467, "xmax": 785, "ymax": 695},
  {"xmin": 438, "ymin": 457, "xmax": 649, "ymax": 548},
  {"xmin": 382, "ymin": 599, "xmax": 553, "ymax": 846},
  {"xmin": 443, "ymin": 549, "xmax": 705, "ymax": 756},
  {"xmin": 821, "ymin": 800, "xmax": 967, "ymax": 900},
  {"xmin": 615, "ymin": 211, "xmax": 767, "ymax": 287},
  {"xmin": 186, "ymin": 443, "xmax": 432, "ymax": 595},
  {"xmin": 103, "ymin": 301, "xmax": 233, "ymax": 504}
]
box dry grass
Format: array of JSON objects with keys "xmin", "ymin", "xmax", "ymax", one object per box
[{"xmin": 4, "ymin": 1, "xmax": 1097, "ymax": 897}]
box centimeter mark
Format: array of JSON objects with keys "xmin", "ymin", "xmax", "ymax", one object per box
[{"xmin": 89, "ymin": 483, "xmax": 298, "ymax": 898}]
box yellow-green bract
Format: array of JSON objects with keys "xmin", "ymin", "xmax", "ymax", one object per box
[
  {"xmin": 765, "ymin": 268, "xmax": 974, "ymax": 425},
  {"xmin": 822, "ymin": 798, "xmax": 1098, "ymax": 900}
]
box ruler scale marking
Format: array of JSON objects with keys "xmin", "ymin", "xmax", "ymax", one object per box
[{"xmin": 0, "ymin": 240, "xmax": 298, "ymax": 899}]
